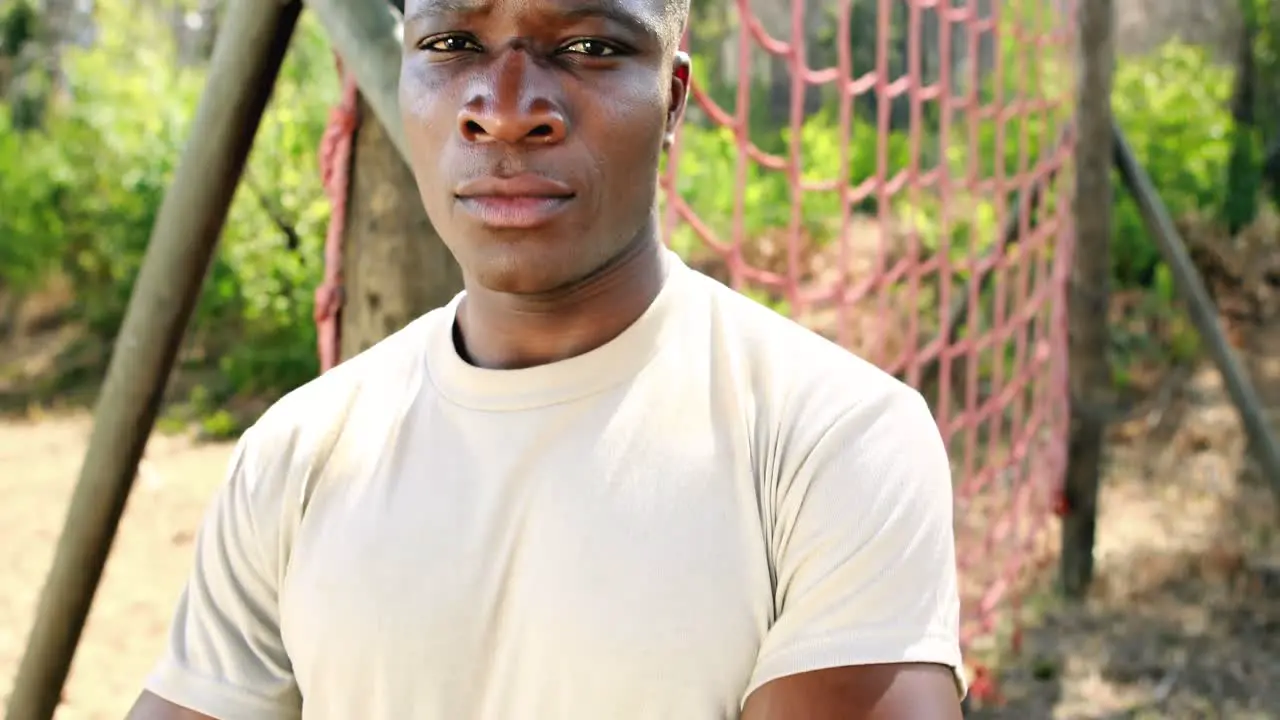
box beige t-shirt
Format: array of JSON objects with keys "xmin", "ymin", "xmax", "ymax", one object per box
[{"xmin": 145, "ymin": 250, "xmax": 964, "ymax": 719}]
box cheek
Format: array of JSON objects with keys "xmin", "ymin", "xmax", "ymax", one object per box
[
  {"xmin": 400, "ymin": 64, "xmax": 455, "ymax": 151},
  {"xmin": 585, "ymin": 84, "xmax": 668, "ymax": 182},
  {"xmin": 400, "ymin": 67, "xmax": 457, "ymax": 206},
  {"xmin": 399, "ymin": 59, "xmax": 448, "ymax": 117}
]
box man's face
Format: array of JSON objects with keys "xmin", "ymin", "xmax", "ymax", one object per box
[{"xmin": 400, "ymin": 0, "xmax": 689, "ymax": 295}]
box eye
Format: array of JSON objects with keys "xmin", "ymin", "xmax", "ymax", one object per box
[
  {"xmin": 421, "ymin": 34, "xmax": 482, "ymax": 53},
  {"xmin": 559, "ymin": 39, "xmax": 619, "ymax": 57}
]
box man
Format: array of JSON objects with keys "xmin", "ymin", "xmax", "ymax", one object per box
[{"xmin": 129, "ymin": 0, "xmax": 966, "ymax": 717}]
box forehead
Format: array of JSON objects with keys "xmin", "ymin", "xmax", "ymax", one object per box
[{"xmin": 403, "ymin": 0, "xmax": 671, "ymax": 38}]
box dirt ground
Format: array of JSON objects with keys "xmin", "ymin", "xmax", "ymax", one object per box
[
  {"xmin": 1, "ymin": 309, "xmax": 1279, "ymax": 719},
  {"xmin": 970, "ymin": 362, "xmax": 1280, "ymax": 718},
  {"xmin": 0, "ymin": 412, "xmax": 231, "ymax": 719}
]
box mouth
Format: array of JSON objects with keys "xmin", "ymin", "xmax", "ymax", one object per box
[{"xmin": 454, "ymin": 174, "xmax": 576, "ymax": 230}]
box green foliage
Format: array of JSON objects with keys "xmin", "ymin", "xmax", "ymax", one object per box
[
  {"xmin": 1224, "ymin": 122, "xmax": 1262, "ymax": 233},
  {"xmin": 0, "ymin": 0, "xmax": 37, "ymax": 58},
  {"xmin": 0, "ymin": 0, "xmax": 336, "ymax": 402},
  {"xmin": 1221, "ymin": 0, "xmax": 1280, "ymax": 232},
  {"xmin": 1111, "ymin": 41, "xmax": 1236, "ymax": 286},
  {"xmin": 663, "ymin": 110, "xmax": 911, "ymax": 260},
  {"xmin": 207, "ymin": 12, "xmax": 336, "ymax": 396},
  {"xmin": 1243, "ymin": 0, "xmax": 1280, "ymax": 122},
  {"xmin": 663, "ymin": 33, "xmax": 1250, "ymax": 390},
  {"xmin": 199, "ymin": 409, "xmax": 243, "ymax": 441},
  {"xmin": 0, "ymin": 108, "xmax": 68, "ymax": 291}
]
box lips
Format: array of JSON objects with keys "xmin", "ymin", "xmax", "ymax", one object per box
[{"xmin": 454, "ymin": 174, "xmax": 576, "ymax": 229}]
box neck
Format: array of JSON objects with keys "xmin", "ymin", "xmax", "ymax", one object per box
[{"xmin": 454, "ymin": 235, "xmax": 667, "ymax": 370}]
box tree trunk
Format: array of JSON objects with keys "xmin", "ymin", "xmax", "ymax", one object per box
[
  {"xmin": 1060, "ymin": 0, "xmax": 1115, "ymax": 600},
  {"xmin": 1223, "ymin": 0, "xmax": 1260, "ymax": 234},
  {"xmin": 339, "ymin": 94, "xmax": 463, "ymax": 360}
]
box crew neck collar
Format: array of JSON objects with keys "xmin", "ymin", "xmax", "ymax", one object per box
[{"xmin": 426, "ymin": 249, "xmax": 690, "ymax": 412}]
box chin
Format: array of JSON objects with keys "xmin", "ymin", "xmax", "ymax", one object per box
[
  {"xmin": 438, "ymin": 206, "xmax": 639, "ymax": 297},
  {"xmin": 466, "ymin": 241, "xmax": 588, "ymax": 296}
]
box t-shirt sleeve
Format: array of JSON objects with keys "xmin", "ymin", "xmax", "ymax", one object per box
[
  {"xmin": 745, "ymin": 385, "xmax": 966, "ymax": 702},
  {"xmin": 144, "ymin": 425, "xmax": 303, "ymax": 719}
]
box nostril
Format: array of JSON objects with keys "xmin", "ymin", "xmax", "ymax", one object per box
[
  {"xmin": 464, "ymin": 120, "xmax": 486, "ymax": 136},
  {"xmin": 529, "ymin": 124, "xmax": 553, "ymax": 138}
]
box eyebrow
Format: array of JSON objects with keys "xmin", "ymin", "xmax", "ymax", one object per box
[
  {"xmin": 405, "ymin": 0, "xmax": 488, "ymax": 19},
  {"xmin": 405, "ymin": 0, "xmax": 661, "ymax": 43}
]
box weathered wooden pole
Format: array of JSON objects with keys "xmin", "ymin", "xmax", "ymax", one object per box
[
  {"xmin": 4, "ymin": 2, "xmax": 302, "ymax": 718},
  {"xmin": 302, "ymin": 0, "xmax": 463, "ymax": 357},
  {"xmin": 1113, "ymin": 123, "xmax": 1280, "ymax": 498},
  {"xmin": 1060, "ymin": 0, "xmax": 1115, "ymax": 599},
  {"xmin": 303, "ymin": 0, "xmax": 407, "ymax": 159},
  {"xmin": 339, "ymin": 92, "xmax": 463, "ymax": 359}
]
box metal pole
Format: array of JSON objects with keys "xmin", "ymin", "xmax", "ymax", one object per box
[
  {"xmin": 303, "ymin": 0, "xmax": 408, "ymax": 161},
  {"xmin": 1113, "ymin": 122, "xmax": 1280, "ymax": 498},
  {"xmin": 4, "ymin": 2, "xmax": 301, "ymax": 717}
]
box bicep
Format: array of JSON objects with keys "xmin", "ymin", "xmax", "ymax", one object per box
[{"xmin": 741, "ymin": 664, "xmax": 963, "ymax": 720}]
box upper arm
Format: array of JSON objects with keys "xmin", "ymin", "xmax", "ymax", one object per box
[
  {"xmin": 741, "ymin": 664, "xmax": 962, "ymax": 719},
  {"xmin": 136, "ymin": 426, "xmax": 303, "ymax": 720},
  {"xmin": 743, "ymin": 384, "xmax": 965, "ymax": 717},
  {"xmin": 126, "ymin": 691, "xmax": 217, "ymax": 720}
]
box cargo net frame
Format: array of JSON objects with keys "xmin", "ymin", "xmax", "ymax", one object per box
[{"xmin": 656, "ymin": 0, "xmax": 1078, "ymax": 702}]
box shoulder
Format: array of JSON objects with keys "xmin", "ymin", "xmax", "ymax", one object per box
[
  {"xmin": 258, "ymin": 309, "xmax": 438, "ymax": 434},
  {"xmin": 688, "ymin": 270, "xmax": 934, "ymax": 444},
  {"xmin": 708, "ymin": 272, "xmax": 964, "ymax": 706},
  {"xmin": 234, "ymin": 309, "xmax": 445, "ymax": 503}
]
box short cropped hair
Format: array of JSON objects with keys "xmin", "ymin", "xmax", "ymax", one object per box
[{"xmin": 663, "ymin": 0, "xmax": 690, "ymax": 49}]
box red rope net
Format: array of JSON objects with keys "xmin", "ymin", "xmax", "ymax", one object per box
[
  {"xmin": 316, "ymin": 55, "xmax": 358, "ymax": 374},
  {"xmin": 318, "ymin": 0, "xmax": 1078, "ymax": 704},
  {"xmin": 657, "ymin": 0, "xmax": 1077, "ymax": 701}
]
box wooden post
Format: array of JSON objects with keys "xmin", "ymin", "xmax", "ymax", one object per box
[
  {"xmin": 303, "ymin": 0, "xmax": 463, "ymax": 356},
  {"xmin": 3, "ymin": 2, "xmax": 301, "ymax": 718},
  {"xmin": 1060, "ymin": 0, "xmax": 1114, "ymax": 599},
  {"xmin": 1113, "ymin": 123, "xmax": 1280, "ymax": 497},
  {"xmin": 339, "ymin": 93, "xmax": 463, "ymax": 359},
  {"xmin": 303, "ymin": 0, "xmax": 407, "ymax": 160}
]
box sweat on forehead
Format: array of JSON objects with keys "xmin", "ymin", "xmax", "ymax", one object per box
[{"xmin": 404, "ymin": 0, "xmax": 690, "ymax": 47}]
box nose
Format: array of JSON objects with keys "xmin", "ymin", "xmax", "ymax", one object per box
[{"xmin": 458, "ymin": 48, "xmax": 568, "ymax": 146}]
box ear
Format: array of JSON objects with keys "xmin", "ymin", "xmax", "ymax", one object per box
[{"xmin": 663, "ymin": 51, "xmax": 691, "ymax": 150}]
